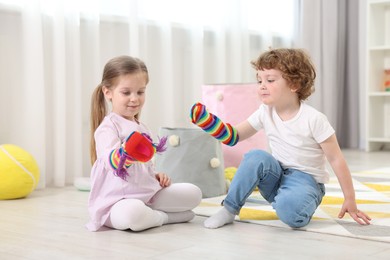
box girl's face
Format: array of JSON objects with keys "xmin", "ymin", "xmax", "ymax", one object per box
[
  {"xmin": 103, "ymin": 72, "xmax": 147, "ymax": 121},
  {"xmin": 256, "ymin": 69, "xmax": 297, "ymax": 106}
]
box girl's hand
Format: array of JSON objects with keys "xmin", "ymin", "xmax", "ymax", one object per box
[
  {"xmin": 155, "ymin": 173, "xmax": 171, "ymax": 187},
  {"xmin": 338, "ymin": 200, "xmax": 371, "ymax": 225}
]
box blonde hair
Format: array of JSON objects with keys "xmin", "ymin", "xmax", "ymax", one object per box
[
  {"xmin": 251, "ymin": 48, "xmax": 316, "ymax": 101},
  {"xmin": 90, "ymin": 55, "xmax": 149, "ymax": 165}
]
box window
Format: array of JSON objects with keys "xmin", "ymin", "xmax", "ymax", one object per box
[{"xmin": 0, "ymin": 0, "xmax": 294, "ymax": 39}]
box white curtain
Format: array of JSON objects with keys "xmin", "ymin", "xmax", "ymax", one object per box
[
  {"xmin": 295, "ymin": 0, "xmax": 360, "ymax": 148},
  {"xmin": 0, "ymin": 0, "xmax": 295, "ymax": 188}
]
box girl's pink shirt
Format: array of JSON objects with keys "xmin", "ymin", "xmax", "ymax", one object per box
[{"xmin": 86, "ymin": 112, "xmax": 162, "ymax": 231}]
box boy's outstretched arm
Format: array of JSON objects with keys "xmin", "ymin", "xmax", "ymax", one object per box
[
  {"xmin": 190, "ymin": 102, "xmax": 258, "ymax": 145},
  {"xmin": 190, "ymin": 102, "xmax": 239, "ymax": 146},
  {"xmin": 320, "ymin": 134, "xmax": 371, "ymax": 225}
]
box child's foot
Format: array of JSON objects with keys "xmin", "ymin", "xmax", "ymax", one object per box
[
  {"xmin": 166, "ymin": 210, "xmax": 195, "ymax": 224},
  {"xmin": 204, "ymin": 207, "xmax": 235, "ymax": 229}
]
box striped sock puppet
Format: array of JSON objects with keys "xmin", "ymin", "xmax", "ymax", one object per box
[
  {"xmin": 190, "ymin": 102, "xmax": 239, "ymax": 146},
  {"xmin": 109, "ymin": 131, "xmax": 167, "ymax": 180}
]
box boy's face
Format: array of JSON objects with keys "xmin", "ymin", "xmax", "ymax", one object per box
[
  {"xmin": 103, "ymin": 72, "xmax": 147, "ymax": 121},
  {"xmin": 256, "ymin": 69, "xmax": 297, "ymax": 106}
]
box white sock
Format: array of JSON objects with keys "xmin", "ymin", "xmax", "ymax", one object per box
[
  {"xmin": 164, "ymin": 210, "xmax": 195, "ymax": 224},
  {"xmin": 156, "ymin": 210, "xmax": 169, "ymax": 225},
  {"xmin": 204, "ymin": 207, "xmax": 235, "ymax": 229}
]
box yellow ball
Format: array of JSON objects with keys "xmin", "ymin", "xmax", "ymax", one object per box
[
  {"xmin": 224, "ymin": 167, "xmax": 237, "ymax": 182},
  {"xmin": 0, "ymin": 144, "xmax": 40, "ymax": 199}
]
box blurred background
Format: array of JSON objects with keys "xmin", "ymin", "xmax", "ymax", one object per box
[{"xmin": 0, "ymin": 0, "xmax": 363, "ymax": 187}]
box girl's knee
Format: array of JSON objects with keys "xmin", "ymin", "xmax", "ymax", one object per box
[
  {"xmin": 185, "ymin": 183, "xmax": 202, "ymax": 197},
  {"xmin": 113, "ymin": 199, "xmax": 145, "ymax": 214},
  {"xmin": 191, "ymin": 184, "xmax": 203, "ymax": 205},
  {"xmin": 109, "ymin": 199, "xmax": 147, "ymax": 230},
  {"xmin": 175, "ymin": 183, "xmax": 202, "ymax": 207}
]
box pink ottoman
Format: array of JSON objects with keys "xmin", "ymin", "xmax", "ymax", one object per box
[{"xmin": 202, "ymin": 83, "xmax": 268, "ymax": 168}]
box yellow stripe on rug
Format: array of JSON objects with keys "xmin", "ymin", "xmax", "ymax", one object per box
[
  {"xmin": 239, "ymin": 207, "xmax": 278, "ymax": 220},
  {"xmin": 363, "ymin": 183, "xmax": 390, "ymax": 192},
  {"xmin": 320, "ymin": 196, "xmax": 389, "ymax": 205},
  {"xmin": 238, "ymin": 207, "xmax": 328, "ymax": 221},
  {"xmin": 320, "ymin": 206, "xmax": 390, "ymax": 219}
]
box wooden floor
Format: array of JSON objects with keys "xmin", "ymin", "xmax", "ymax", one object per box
[{"xmin": 1, "ymin": 150, "xmax": 390, "ymax": 259}]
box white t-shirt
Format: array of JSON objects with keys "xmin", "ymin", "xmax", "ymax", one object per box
[{"xmin": 247, "ymin": 103, "xmax": 335, "ymax": 183}]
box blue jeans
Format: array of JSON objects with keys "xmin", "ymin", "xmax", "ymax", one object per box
[{"xmin": 223, "ymin": 150, "xmax": 325, "ymax": 228}]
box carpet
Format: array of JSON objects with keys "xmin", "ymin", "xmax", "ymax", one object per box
[{"xmin": 194, "ymin": 167, "xmax": 390, "ymax": 243}]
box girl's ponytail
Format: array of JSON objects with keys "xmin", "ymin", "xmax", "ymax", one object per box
[{"xmin": 90, "ymin": 84, "xmax": 106, "ymax": 165}]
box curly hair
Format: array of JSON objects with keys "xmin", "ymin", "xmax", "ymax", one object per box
[{"xmin": 251, "ymin": 48, "xmax": 316, "ymax": 101}]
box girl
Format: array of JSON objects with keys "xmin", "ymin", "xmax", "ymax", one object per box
[
  {"xmin": 191, "ymin": 48, "xmax": 371, "ymax": 229},
  {"xmin": 87, "ymin": 55, "xmax": 202, "ymax": 232}
]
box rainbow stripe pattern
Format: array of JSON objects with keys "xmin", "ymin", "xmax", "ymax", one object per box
[
  {"xmin": 190, "ymin": 102, "xmax": 238, "ymax": 146},
  {"xmin": 108, "ymin": 132, "xmax": 168, "ymax": 181},
  {"xmin": 109, "ymin": 148, "xmax": 133, "ymax": 170}
]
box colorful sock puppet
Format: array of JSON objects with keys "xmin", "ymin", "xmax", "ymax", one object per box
[
  {"xmin": 190, "ymin": 102, "xmax": 239, "ymax": 146},
  {"xmin": 110, "ymin": 131, "xmax": 167, "ymax": 180}
]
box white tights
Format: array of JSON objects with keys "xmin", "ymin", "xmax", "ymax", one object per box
[{"xmin": 105, "ymin": 183, "xmax": 202, "ymax": 231}]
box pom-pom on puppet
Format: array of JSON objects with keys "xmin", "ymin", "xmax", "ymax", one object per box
[{"xmin": 110, "ymin": 131, "xmax": 167, "ymax": 180}]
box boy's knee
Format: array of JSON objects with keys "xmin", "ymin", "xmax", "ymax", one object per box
[
  {"xmin": 273, "ymin": 198, "xmax": 313, "ymax": 228},
  {"xmin": 245, "ymin": 149, "xmax": 269, "ymax": 158},
  {"xmin": 275, "ymin": 202, "xmax": 312, "ymax": 228},
  {"xmin": 278, "ymin": 211, "xmax": 311, "ymax": 228},
  {"xmin": 243, "ymin": 150, "xmax": 272, "ymax": 165}
]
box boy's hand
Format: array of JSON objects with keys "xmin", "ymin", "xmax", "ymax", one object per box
[{"xmin": 338, "ymin": 200, "xmax": 371, "ymax": 225}]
